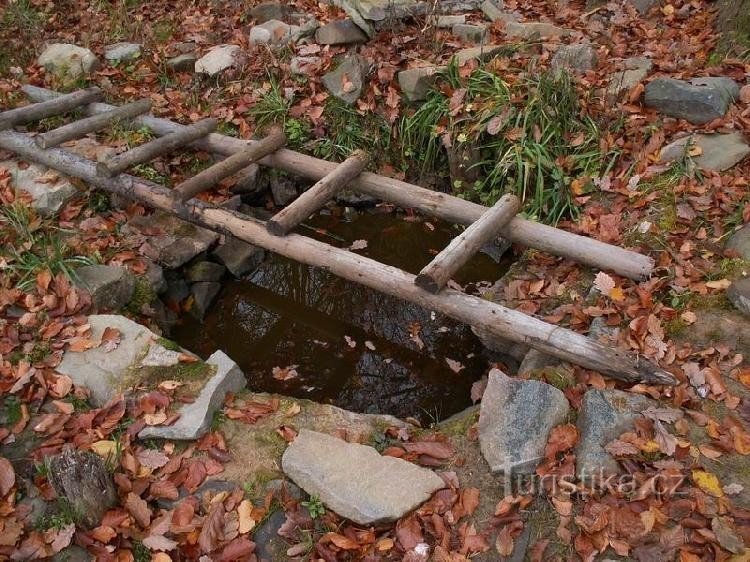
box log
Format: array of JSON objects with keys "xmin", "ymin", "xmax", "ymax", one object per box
[
  {"xmin": 267, "ymin": 149, "xmax": 369, "ymax": 236},
  {"xmin": 0, "ymin": 129, "xmax": 676, "ymax": 386},
  {"xmin": 35, "ymin": 98, "xmax": 152, "ymax": 149},
  {"xmin": 22, "ymin": 86, "xmax": 655, "ymax": 281},
  {"xmin": 416, "ymin": 193, "xmax": 520, "ymax": 293},
  {"xmin": 0, "ymin": 87, "xmax": 102, "ymax": 131},
  {"xmin": 175, "ymin": 128, "xmax": 286, "ymax": 201},
  {"xmin": 96, "ymin": 117, "xmax": 217, "ymax": 177}
]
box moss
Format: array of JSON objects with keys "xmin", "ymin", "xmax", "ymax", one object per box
[
  {"xmin": 156, "ymin": 337, "xmax": 182, "ymax": 352},
  {"xmin": 664, "ymin": 317, "xmax": 688, "ymax": 338},
  {"xmin": 691, "ymin": 293, "xmax": 733, "ymax": 311},
  {"xmin": 543, "ymin": 368, "xmax": 576, "ymax": 391},
  {"xmin": 439, "ymin": 408, "xmax": 479, "ymax": 438},
  {"xmin": 27, "ymin": 341, "xmax": 51, "ymax": 364},
  {"xmin": 2, "ymin": 396, "xmax": 22, "ymax": 425},
  {"xmin": 7, "ymin": 350, "xmax": 24, "ymax": 366},
  {"xmin": 127, "ymin": 277, "xmax": 156, "ymax": 314},
  {"xmin": 714, "ymin": 258, "xmax": 750, "ymax": 281}
]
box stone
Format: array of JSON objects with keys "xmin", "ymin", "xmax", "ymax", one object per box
[
  {"xmin": 231, "ymin": 163, "xmax": 261, "ymax": 194},
  {"xmin": 322, "ymin": 55, "xmax": 368, "ymax": 105},
  {"xmin": 249, "ymin": 19, "xmax": 292, "ymax": 46},
  {"xmin": 630, "ymin": 0, "xmax": 661, "ymax": 14},
  {"xmin": 452, "ymin": 23, "xmax": 488, "ymax": 43},
  {"xmin": 185, "ymin": 260, "xmax": 226, "ymax": 283},
  {"xmin": 282, "ymin": 429, "xmax": 444, "ymax": 524},
  {"xmin": 398, "ymin": 66, "xmax": 442, "ymax": 102},
  {"xmin": 335, "ymin": 190, "xmax": 378, "ymax": 207},
  {"xmin": 481, "ymin": 0, "xmax": 517, "ymax": 23},
  {"xmin": 139, "ymin": 350, "xmax": 245, "ymax": 440},
  {"xmin": 454, "ymin": 44, "xmax": 508, "ymax": 65},
  {"xmin": 644, "ymin": 77, "xmax": 740, "ymax": 125},
  {"xmin": 164, "ymin": 278, "xmax": 190, "ymax": 306},
  {"xmin": 517, "ymin": 349, "xmax": 560, "ymax": 376},
  {"xmin": 505, "ymin": 21, "xmax": 570, "ymax": 39},
  {"xmin": 143, "ymin": 260, "xmax": 167, "ymax": 294},
  {"xmin": 62, "ymin": 137, "xmax": 117, "ymax": 162},
  {"xmin": 270, "ymin": 174, "xmax": 298, "ymax": 206},
  {"xmin": 588, "ymin": 316, "xmax": 620, "ymax": 343},
  {"xmin": 472, "ymin": 325, "xmax": 529, "ymax": 361},
  {"xmin": 290, "ymin": 55, "xmax": 322, "ymax": 76},
  {"xmin": 728, "ymin": 278, "xmax": 750, "ymax": 316},
  {"xmin": 478, "ymin": 369, "xmax": 569, "ymax": 474},
  {"xmin": 0, "ymin": 159, "xmax": 77, "ymax": 216},
  {"xmin": 37, "ymin": 43, "xmax": 99, "ymax": 79},
  {"xmin": 167, "ymin": 53, "xmax": 197, "ymax": 72},
  {"xmin": 104, "ymin": 42, "xmax": 142, "ymax": 63},
  {"xmin": 56, "ymin": 315, "xmax": 155, "ymax": 405},
  {"xmin": 74, "ymin": 264, "xmax": 135, "ymax": 311},
  {"xmin": 727, "ymin": 225, "xmax": 750, "ymax": 261},
  {"xmin": 213, "ymin": 236, "xmax": 265, "ymax": 277},
  {"xmin": 249, "ymin": 1, "xmax": 288, "ymax": 23},
  {"xmin": 576, "ymin": 389, "xmax": 656, "ymax": 480},
  {"xmin": 605, "ymin": 57, "xmax": 652, "ymax": 100},
  {"xmin": 315, "ymin": 19, "xmax": 368, "ymax": 44},
  {"xmin": 658, "ymin": 132, "xmax": 750, "ymax": 172},
  {"xmin": 195, "ymin": 45, "xmax": 246, "ymax": 76},
  {"xmin": 431, "ymin": 14, "xmax": 465, "ymax": 27},
  {"xmin": 551, "ymin": 43, "xmax": 597, "ymax": 74},
  {"xmin": 173, "ymin": 41, "xmax": 196, "ymax": 54},
  {"xmin": 125, "ymin": 212, "xmax": 219, "ymax": 268},
  {"xmin": 190, "ymin": 282, "xmax": 221, "ymax": 318}
]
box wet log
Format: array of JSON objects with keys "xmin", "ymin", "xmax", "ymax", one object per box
[
  {"xmin": 0, "ymin": 87, "xmax": 102, "ymax": 131},
  {"xmin": 96, "ymin": 118, "xmax": 217, "ymax": 177},
  {"xmin": 22, "ymin": 86, "xmax": 655, "ymax": 281},
  {"xmin": 175, "ymin": 128, "xmax": 286, "ymax": 201},
  {"xmin": 416, "ymin": 193, "xmax": 520, "ymax": 293},
  {"xmin": 48, "ymin": 449, "xmax": 118, "ymax": 529},
  {"xmin": 35, "ymin": 98, "xmax": 152, "ymax": 149},
  {"xmin": 267, "ymin": 149, "xmax": 369, "ymax": 236},
  {"xmin": 0, "ymin": 129, "xmax": 676, "ymax": 386}
]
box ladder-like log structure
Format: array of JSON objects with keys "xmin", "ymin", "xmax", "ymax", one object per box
[
  {"xmin": 0, "ymin": 89, "xmax": 677, "ymax": 387},
  {"xmin": 0, "ymin": 87, "xmax": 103, "ymax": 131},
  {"xmin": 175, "ymin": 128, "xmax": 286, "ymax": 202},
  {"xmin": 96, "ymin": 118, "xmax": 217, "ymax": 177},
  {"xmin": 267, "ymin": 149, "xmax": 369, "ymax": 236},
  {"xmin": 35, "ymin": 98, "xmax": 152, "ymax": 149},
  {"xmin": 416, "ymin": 194, "xmax": 521, "ymax": 293}
]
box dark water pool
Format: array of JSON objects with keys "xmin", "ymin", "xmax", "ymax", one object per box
[{"xmin": 172, "ymin": 208, "xmax": 511, "ymax": 422}]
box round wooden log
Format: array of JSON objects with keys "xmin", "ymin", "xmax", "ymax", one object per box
[
  {"xmin": 21, "ymin": 86, "xmax": 655, "ymax": 281},
  {"xmin": 35, "ymin": 98, "xmax": 152, "ymax": 149},
  {"xmin": 48, "ymin": 449, "xmax": 118, "ymax": 529},
  {"xmin": 416, "ymin": 193, "xmax": 521, "ymax": 293},
  {"xmin": 96, "ymin": 118, "xmax": 217, "ymax": 177},
  {"xmin": 267, "ymin": 149, "xmax": 369, "ymax": 236},
  {"xmin": 175, "ymin": 128, "xmax": 286, "ymax": 201},
  {"xmin": 0, "ymin": 87, "xmax": 103, "ymax": 131},
  {"xmin": 0, "ymin": 129, "xmax": 676, "ymax": 386}
]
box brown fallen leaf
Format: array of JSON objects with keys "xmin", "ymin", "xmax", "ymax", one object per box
[
  {"xmin": 125, "ymin": 492, "xmax": 152, "ymax": 528},
  {"xmin": 0, "ymin": 457, "xmax": 16, "ymax": 496},
  {"xmin": 198, "ymin": 502, "xmax": 225, "ymax": 553}
]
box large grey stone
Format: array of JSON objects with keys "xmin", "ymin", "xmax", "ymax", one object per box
[
  {"xmin": 189, "ymin": 282, "xmax": 221, "ymax": 318},
  {"xmin": 505, "ymin": 21, "xmax": 570, "ymax": 39},
  {"xmin": 576, "ymin": 389, "xmax": 656, "ymax": 480},
  {"xmin": 481, "ymin": 0, "xmax": 517, "ymax": 22},
  {"xmin": 605, "ymin": 57, "xmax": 652, "ymax": 100},
  {"xmin": 270, "ymin": 174, "xmax": 298, "ymax": 206},
  {"xmin": 454, "ymin": 44, "xmax": 509, "ymax": 65},
  {"xmin": 167, "ymin": 53, "xmax": 197, "ymax": 72},
  {"xmin": 398, "ymin": 66, "xmax": 442, "ymax": 102},
  {"xmin": 249, "ymin": 1, "xmax": 288, "ymax": 23},
  {"xmin": 551, "ymin": 43, "xmax": 597, "ymax": 74},
  {"xmin": 322, "ymin": 55, "xmax": 368, "ymax": 105},
  {"xmin": 0, "ymin": 159, "xmax": 77, "ymax": 216},
  {"xmin": 315, "ymin": 19, "xmax": 368, "ymax": 45},
  {"xmin": 727, "ymin": 224, "xmax": 750, "ymax": 261},
  {"xmin": 478, "ymin": 369, "xmax": 569, "ymax": 474},
  {"xmin": 104, "ymin": 42, "xmax": 142, "ymax": 63},
  {"xmin": 195, "ymin": 45, "xmax": 246, "ymax": 76},
  {"xmin": 37, "ymin": 43, "xmax": 99, "ymax": 79},
  {"xmin": 282, "ymin": 429, "xmax": 444, "ymax": 524},
  {"xmin": 249, "ymin": 19, "xmax": 293, "ymax": 46},
  {"xmin": 644, "ymin": 77, "xmax": 740, "ymax": 125},
  {"xmin": 212, "ymin": 236, "xmax": 265, "ymax": 277},
  {"xmin": 517, "ymin": 349, "xmax": 560, "ymax": 376},
  {"xmin": 74, "ymin": 265, "xmax": 135, "ymax": 311},
  {"xmin": 452, "ymin": 23, "xmax": 488, "ymax": 43},
  {"xmin": 57, "ymin": 315, "xmax": 155, "ymax": 406},
  {"xmin": 658, "ymin": 132, "xmax": 750, "ymax": 172},
  {"xmin": 185, "ymin": 260, "xmax": 226, "ymax": 283},
  {"xmin": 431, "ymin": 14, "xmax": 465, "ymax": 27},
  {"xmin": 143, "ymin": 259, "xmax": 167, "ymax": 294},
  {"xmin": 139, "ymin": 350, "xmax": 245, "ymax": 441},
  {"xmin": 728, "ymin": 278, "xmax": 750, "ymax": 316}
]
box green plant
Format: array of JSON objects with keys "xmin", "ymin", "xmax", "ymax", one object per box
[
  {"xmin": 2, "ymin": 0, "xmax": 42, "ymax": 32},
  {"xmin": 131, "ymin": 539, "xmax": 151, "ymax": 562},
  {"xmin": 301, "ymin": 495, "xmax": 326, "ymax": 519},
  {"xmin": 2, "ymin": 396, "xmax": 22, "ymax": 425},
  {"xmin": 34, "ymin": 498, "xmax": 82, "ymax": 531},
  {"xmin": 284, "ymin": 118, "xmax": 311, "ymax": 149},
  {"xmin": 249, "ymin": 78, "xmax": 292, "ymax": 129},
  {"xmin": 311, "ymin": 99, "xmax": 390, "ymax": 163}
]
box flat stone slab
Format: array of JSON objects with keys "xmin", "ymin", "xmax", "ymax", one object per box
[
  {"xmin": 139, "ymin": 350, "xmax": 245, "ymax": 441},
  {"xmin": 727, "ymin": 224, "xmax": 750, "ymax": 261},
  {"xmin": 74, "ymin": 264, "xmax": 135, "ymax": 312},
  {"xmin": 478, "ymin": 369, "xmax": 569, "ymax": 474},
  {"xmin": 315, "ymin": 19, "xmax": 368, "ymax": 44},
  {"xmin": 454, "ymin": 44, "xmax": 508, "ymax": 65},
  {"xmin": 658, "ymin": 132, "xmax": 750, "ymax": 172},
  {"xmin": 606, "ymin": 57, "xmax": 652, "ymax": 100},
  {"xmin": 645, "ymin": 77, "xmax": 740, "ymax": 125},
  {"xmin": 282, "ymin": 429, "xmax": 444, "ymax": 524},
  {"xmin": 505, "ymin": 21, "xmax": 570, "ymax": 39},
  {"xmin": 195, "ymin": 45, "xmax": 246, "ymax": 76},
  {"xmin": 38, "ymin": 43, "xmax": 99, "ymax": 79},
  {"xmin": 0, "ymin": 159, "xmax": 77, "ymax": 216},
  {"xmin": 104, "ymin": 42, "xmax": 142, "ymax": 63},
  {"xmin": 322, "ymin": 55, "xmax": 368, "ymax": 105},
  {"xmin": 551, "ymin": 43, "xmax": 597, "ymax": 74},
  {"xmin": 728, "ymin": 278, "xmax": 750, "ymax": 316},
  {"xmin": 398, "ymin": 66, "xmax": 443, "ymax": 102},
  {"xmin": 575, "ymin": 389, "xmax": 656, "ymax": 480}
]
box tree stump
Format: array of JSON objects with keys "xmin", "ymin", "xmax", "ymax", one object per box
[{"xmin": 48, "ymin": 449, "xmax": 118, "ymax": 528}]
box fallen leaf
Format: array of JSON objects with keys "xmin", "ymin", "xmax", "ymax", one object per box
[
  {"xmin": 272, "ymin": 365, "xmax": 299, "ymax": 381},
  {"xmin": 349, "ymin": 239, "xmax": 368, "ymax": 251},
  {"xmin": 142, "ymin": 534, "xmax": 178, "ymax": 551},
  {"xmin": 692, "ymin": 470, "xmax": 723, "ymax": 497},
  {"xmin": 50, "ymin": 523, "xmax": 75, "ymax": 553},
  {"xmin": 125, "ymin": 492, "xmax": 152, "ymax": 528},
  {"xmin": 445, "ymin": 358, "xmax": 465, "ymax": 373},
  {"xmin": 238, "ymin": 500, "xmax": 255, "ymax": 534},
  {"xmin": 198, "ymin": 502, "xmax": 225, "ymax": 553},
  {"xmin": 0, "ymin": 457, "xmax": 16, "ymax": 496}
]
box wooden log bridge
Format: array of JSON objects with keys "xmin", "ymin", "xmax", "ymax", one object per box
[{"xmin": 0, "ymin": 88, "xmax": 675, "ymax": 387}]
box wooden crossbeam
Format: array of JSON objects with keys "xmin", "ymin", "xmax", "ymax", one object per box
[
  {"xmin": 416, "ymin": 194, "xmax": 520, "ymax": 293},
  {"xmin": 267, "ymin": 150, "xmax": 369, "ymax": 236},
  {"xmin": 175, "ymin": 128, "xmax": 286, "ymax": 202},
  {"xmin": 35, "ymin": 98, "xmax": 152, "ymax": 149},
  {"xmin": 96, "ymin": 118, "xmax": 217, "ymax": 177},
  {"xmin": 0, "ymin": 87, "xmax": 102, "ymax": 131}
]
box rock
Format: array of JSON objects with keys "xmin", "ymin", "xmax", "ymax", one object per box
[
  {"xmin": 185, "ymin": 260, "xmax": 226, "ymax": 283},
  {"xmin": 125, "ymin": 212, "xmax": 219, "ymax": 268},
  {"xmin": 728, "ymin": 278, "xmax": 750, "ymax": 316},
  {"xmin": 481, "ymin": 0, "xmax": 517, "ymax": 23},
  {"xmin": 658, "ymin": 132, "xmax": 750, "ymax": 172},
  {"xmin": 335, "ymin": 190, "xmax": 378, "ymax": 207},
  {"xmin": 472, "ymin": 325, "xmax": 529, "ymax": 361},
  {"xmin": 167, "ymin": 53, "xmax": 197, "ymax": 72},
  {"xmin": 173, "ymin": 41, "xmax": 196, "ymax": 54},
  {"xmin": 37, "ymin": 43, "xmax": 99, "ymax": 79},
  {"xmin": 727, "ymin": 225, "xmax": 750, "ymax": 261},
  {"xmin": 249, "ymin": 19, "xmax": 293, "ymax": 46},
  {"xmin": 322, "ymin": 54, "xmax": 368, "ymax": 104},
  {"xmin": 452, "ymin": 23, "xmax": 487, "ymax": 43},
  {"xmin": 605, "ymin": 57, "xmax": 652, "ymax": 100},
  {"xmin": 517, "ymin": 349, "xmax": 560, "ymax": 376},
  {"xmin": 213, "ymin": 236, "xmax": 265, "ymax": 277},
  {"xmin": 52, "ymin": 545, "xmax": 91, "ymax": 562},
  {"xmin": 104, "ymin": 42, "xmax": 142, "ymax": 63},
  {"xmin": 143, "ymin": 260, "xmax": 167, "ymax": 294},
  {"xmin": 431, "ymin": 14, "xmax": 465, "ymax": 27},
  {"xmin": 249, "ymin": 1, "xmax": 288, "ymax": 23},
  {"xmin": 576, "ymin": 389, "xmax": 656, "ymax": 480},
  {"xmin": 478, "ymin": 369, "xmax": 569, "ymax": 474},
  {"xmin": 315, "ymin": 19, "xmax": 368, "ymax": 44},
  {"xmin": 74, "ymin": 264, "xmax": 135, "ymax": 311},
  {"xmin": 282, "ymin": 429, "xmax": 444, "ymax": 524},
  {"xmin": 644, "ymin": 77, "xmax": 740, "ymax": 125},
  {"xmin": 190, "ymin": 282, "xmax": 221, "ymax": 318},
  {"xmin": 62, "ymin": 137, "xmax": 117, "ymax": 162},
  {"xmin": 139, "ymin": 350, "xmax": 245, "ymax": 440},
  {"xmin": 630, "ymin": 0, "xmax": 661, "ymax": 14},
  {"xmin": 551, "ymin": 43, "xmax": 597, "ymax": 74},
  {"xmin": 164, "ymin": 277, "xmax": 190, "ymax": 306},
  {"xmin": 0, "ymin": 159, "xmax": 77, "ymax": 216},
  {"xmin": 398, "ymin": 66, "xmax": 442, "ymax": 102},
  {"xmin": 270, "ymin": 174, "xmax": 298, "ymax": 206},
  {"xmin": 231, "ymin": 163, "xmax": 261, "ymax": 194},
  {"xmin": 454, "ymin": 44, "xmax": 508, "ymax": 65},
  {"xmin": 195, "ymin": 45, "xmax": 246, "ymax": 76},
  {"xmin": 290, "ymin": 55, "xmax": 322, "ymax": 76},
  {"xmin": 588, "ymin": 316, "xmax": 620, "ymax": 343},
  {"xmin": 505, "ymin": 21, "xmax": 570, "ymax": 39}
]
